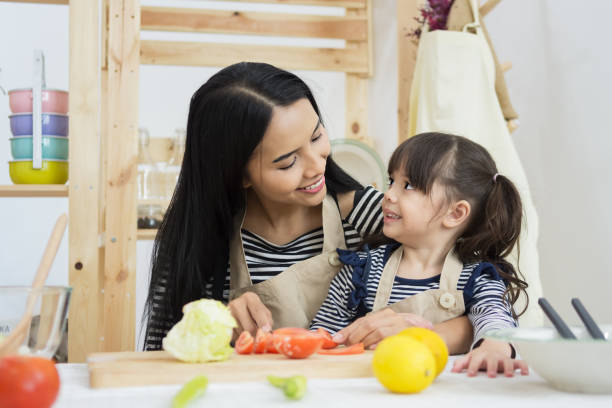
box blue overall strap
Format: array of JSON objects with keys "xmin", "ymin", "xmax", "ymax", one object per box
[{"xmin": 337, "ymin": 245, "xmax": 372, "ymax": 311}]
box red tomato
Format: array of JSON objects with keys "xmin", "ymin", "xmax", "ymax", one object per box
[
  {"xmin": 235, "ymin": 330, "xmax": 254, "ymax": 354},
  {"xmin": 253, "ymin": 329, "xmax": 268, "ymax": 354},
  {"xmin": 273, "ymin": 327, "xmax": 324, "ymax": 359},
  {"xmin": 316, "ymin": 328, "xmax": 338, "ymax": 349},
  {"xmin": 0, "ymin": 355, "xmax": 60, "ymax": 408},
  {"xmin": 265, "ymin": 334, "xmax": 279, "ymax": 354},
  {"xmin": 317, "ymin": 342, "xmax": 365, "ymax": 355}
]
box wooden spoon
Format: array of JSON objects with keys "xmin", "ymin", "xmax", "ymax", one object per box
[{"xmin": 0, "ymin": 213, "xmax": 68, "ymax": 357}]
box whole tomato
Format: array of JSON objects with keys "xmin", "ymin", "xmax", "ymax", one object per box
[{"xmin": 0, "ymin": 355, "xmax": 60, "ymax": 408}]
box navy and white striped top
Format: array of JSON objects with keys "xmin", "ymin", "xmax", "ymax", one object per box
[
  {"xmin": 144, "ymin": 186, "xmax": 384, "ymax": 350},
  {"xmin": 310, "ymin": 243, "xmax": 517, "ymax": 345}
]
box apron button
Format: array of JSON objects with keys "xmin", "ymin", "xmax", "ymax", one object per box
[
  {"xmin": 439, "ymin": 293, "xmax": 456, "ymax": 309},
  {"xmin": 328, "ymin": 253, "xmax": 342, "ymax": 266}
]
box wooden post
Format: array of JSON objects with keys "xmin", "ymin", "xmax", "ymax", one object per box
[
  {"xmin": 68, "ymin": 0, "xmax": 103, "ymax": 362},
  {"xmin": 104, "ymin": 0, "xmax": 139, "ymax": 352},
  {"xmin": 397, "ymin": 0, "xmax": 424, "ymax": 143},
  {"xmin": 344, "ymin": 1, "xmax": 371, "ymax": 145}
]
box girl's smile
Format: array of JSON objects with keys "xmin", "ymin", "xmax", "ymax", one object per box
[{"xmin": 382, "ymin": 208, "xmax": 401, "ymax": 223}]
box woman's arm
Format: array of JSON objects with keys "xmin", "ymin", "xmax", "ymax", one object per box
[{"xmin": 433, "ymin": 316, "xmax": 473, "ymax": 355}]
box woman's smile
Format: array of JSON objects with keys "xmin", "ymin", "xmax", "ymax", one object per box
[{"xmin": 297, "ymin": 175, "xmax": 325, "ymax": 194}]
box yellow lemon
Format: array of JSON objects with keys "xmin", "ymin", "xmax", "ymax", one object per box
[
  {"xmin": 372, "ymin": 335, "xmax": 436, "ymax": 393},
  {"xmin": 399, "ymin": 327, "xmax": 449, "ymax": 377}
]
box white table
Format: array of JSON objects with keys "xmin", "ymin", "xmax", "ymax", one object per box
[{"xmin": 54, "ymin": 357, "xmax": 612, "ymax": 408}]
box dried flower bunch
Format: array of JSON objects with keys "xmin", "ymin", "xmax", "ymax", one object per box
[{"xmin": 410, "ymin": 0, "xmax": 454, "ymax": 39}]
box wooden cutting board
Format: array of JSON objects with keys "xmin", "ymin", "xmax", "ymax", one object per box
[{"xmin": 87, "ymin": 350, "xmax": 374, "ymax": 388}]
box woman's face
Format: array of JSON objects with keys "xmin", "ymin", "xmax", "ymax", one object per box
[{"xmin": 245, "ymin": 98, "xmax": 330, "ymax": 207}]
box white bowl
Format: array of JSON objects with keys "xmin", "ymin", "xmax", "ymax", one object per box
[{"xmin": 485, "ymin": 325, "xmax": 612, "ymax": 394}]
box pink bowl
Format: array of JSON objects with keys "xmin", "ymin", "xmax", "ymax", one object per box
[{"xmin": 8, "ymin": 88, "xmax": 69, "ymax": 114}]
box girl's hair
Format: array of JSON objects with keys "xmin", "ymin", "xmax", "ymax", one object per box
[
  {"xmin": 377, "ymin": 132, "xmax": 528, "ymax": 316},
  {"xmin": 144, "ymin": 62, "xmax": 362, "ymax": 336}
]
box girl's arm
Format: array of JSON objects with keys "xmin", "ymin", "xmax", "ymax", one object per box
[
  {"xmin": 432, "ymin": 316, "xmax": 473, "ymax": 355},
  {"xmin": 310, "ymin": 264, "xmax": 358, "ymax": 334},
  {"xmin": 452, "ymin": 264, "xmax": 528, "ymax": 377}
]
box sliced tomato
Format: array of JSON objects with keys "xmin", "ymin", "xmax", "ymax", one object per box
[
  {"xmin": 253, "ymin": 329, "xmax": 268, "ymax": 354},
  {"xmin": 316, "ymin": 328, "xmax": 338, "ymax": 349},
  {"xmin": 266, "ymin": 334, "xmax": 279, "ymax": 354},
  {"xmin": 317, "ymin": 342, "xmax": 365, "ymax": 355},
  {"xmin": 235, "ymin": 330, "xmax": 254, "ymax": 354},
  {"xmin": 272, "ymin": 327, "xmax": 324, "ymax": 359}
]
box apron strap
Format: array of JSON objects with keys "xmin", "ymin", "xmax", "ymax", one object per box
[
  {"xmin": 372, "ymin": 247, "xmax": 464, "ymax": 311},
  {"xmin": 230, "ymin": 193, "xmax": 346, "ymax": 292},
  {"xmin": 438, "ymin": 250, "xmax": 464, "ymax": 292},
  {"xmin": 372, "ymin": 246, "xmax": 403, "ymax": 311}
]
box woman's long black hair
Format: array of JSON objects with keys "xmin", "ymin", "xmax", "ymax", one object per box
[{"xmin": 144, "ymin": 62, "xmax": 361, "ymax": 343}]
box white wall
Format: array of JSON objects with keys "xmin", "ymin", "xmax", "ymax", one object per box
[{"xmin": 1, "ymin": 0, "xmax": 611, "ymax": 350}]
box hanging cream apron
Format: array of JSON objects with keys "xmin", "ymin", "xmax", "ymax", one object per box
[
  {"xmin": 371, "ymin": 246, "xmax": 465, "ymax": 323},
  {"xmin": 407, "ymin": 0, "xmax": 542, "ymax": 326},
  {"xmin": 228, "ymin": 195, "xmax": 346, "ymax": 329}
]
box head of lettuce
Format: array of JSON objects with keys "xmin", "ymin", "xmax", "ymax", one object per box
[{"xmin": 162, "ymin": 299, "xmax": 237, "ymax": 363}]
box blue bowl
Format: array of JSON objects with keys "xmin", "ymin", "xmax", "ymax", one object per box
[
  {"xmin": 10, "ymin": 136, "xmax": 69, "ymax": 160},
  {"xmin": 9, "ymin": 113, "xmax": 69, "ymax": 137}
]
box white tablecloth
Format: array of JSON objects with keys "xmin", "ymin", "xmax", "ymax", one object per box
[{"xmin": 53, "ymin": 356, "xmax": 612, "ymax": 408}]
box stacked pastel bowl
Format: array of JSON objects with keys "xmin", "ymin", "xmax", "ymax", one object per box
[{"xmin": 7, "ymin": 89, "xmax": 69, "ymax": 184}]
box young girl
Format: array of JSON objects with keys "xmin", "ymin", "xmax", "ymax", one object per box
[
  {"xmin": 144, "ymin": 63, "xmax": 474, "ymax": 352},
  {"xmin": 311, "ymin": 132, "xmax": 530, "ymax": 377}
]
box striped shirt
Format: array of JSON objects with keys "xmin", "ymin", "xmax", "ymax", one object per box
[
  {"xmin": 310, "ymin": 244, "xmax": 517, "ymax": 345},
  {"xmin": 144, "ymin": 186, "xmax": 384, "ymax": 350}
]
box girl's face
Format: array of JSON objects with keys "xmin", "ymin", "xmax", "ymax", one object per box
[
  {"xmin": 245, "ymin": 98, "xmax": 330, "ymax": 207},
  {"xmin": 381, "ymin": 169, "xmax": 448, "ymax": 246}
]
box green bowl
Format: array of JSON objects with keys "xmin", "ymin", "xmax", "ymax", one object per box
[
  {"xmin": 8, "ymin": 159, "xmax": 68, "ymax": 184},
  {"xmin": 10, "ymin": 136, "xmax": 68, "ymax": 160}
]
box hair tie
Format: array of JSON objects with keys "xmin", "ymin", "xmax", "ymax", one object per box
[{"xmin": 493, "ymin": 173, "xmax": 500, "ymax": 183}]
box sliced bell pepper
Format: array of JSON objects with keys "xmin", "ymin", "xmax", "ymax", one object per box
[{"xmin": 317, "ymin": 342, "xmax": 365, "ymax": 355}]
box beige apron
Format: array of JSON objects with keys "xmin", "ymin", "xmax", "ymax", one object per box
[
  {"xmin": 372, "ymin": 246, "xmax": 465, "ymax": 324},
  {"xmin": 229, "ymin": 194, "xmax": 347, "ymax": 329}
]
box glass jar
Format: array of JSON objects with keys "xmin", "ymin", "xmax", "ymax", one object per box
[{"xmin": 137, "ymin": 128, "xmax": 164, "ymax": 229}]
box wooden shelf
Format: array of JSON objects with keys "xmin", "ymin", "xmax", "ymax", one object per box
[
  {"xmin": 0, "ymin": 185, "xmax": 69, "ymax": 197},
  {"xmin": 0, "ymin": 0, "xmax": 68, "ymax": 4},
  {"xmin": 137, "ymin": 229, "xmax": 158, "ymax": 240}
]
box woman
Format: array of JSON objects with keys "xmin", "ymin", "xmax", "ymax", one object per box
[{"xmin": 143, "ymin": 62, "xmax": 472, "ymax": 353}]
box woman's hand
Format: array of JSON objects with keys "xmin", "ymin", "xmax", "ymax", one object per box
[
  {"xmin": 331, "ymin": 308, "xmax": 433, "ymax": 349},
  {"xmin": 228, "ymin": 292, "xmax": 273, "ymax": 340},
  {"xmin": 451, "ymin": 339, "xmax": 529, "ymax": 377}
]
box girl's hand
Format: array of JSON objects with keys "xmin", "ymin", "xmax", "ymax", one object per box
[
  {"xmin": 332, "ymin": 308, "xmax": 433, "ymax": 349},
  {"xmin": 228, "ymin": 292, "xmax": 273, "ymax": 340},
  {"xmin": 451, "ymin": 339, "xmax": 529, "ymax": 377}
]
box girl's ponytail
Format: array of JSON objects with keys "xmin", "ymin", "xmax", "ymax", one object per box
[{"xmin": 456, "ymin": 173, "xmax": 528, "ymax": 317}]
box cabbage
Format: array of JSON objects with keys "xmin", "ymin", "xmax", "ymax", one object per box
[{"xmin": 163, "ymin": 299, "xmax": 237, "ymax": 363}]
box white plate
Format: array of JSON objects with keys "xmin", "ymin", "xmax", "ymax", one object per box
[{"xmin": 331, "ymin": 139, "xmax": 386, "ymax": 191}]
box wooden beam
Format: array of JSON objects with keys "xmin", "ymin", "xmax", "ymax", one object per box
[
  {"xmin": 211, "ymin": 0, "xmax": 365, "ymax": 8},
  {"xmin": 345, "ymin": 74, "xmax": 369, "ymax": 145},
  {"xmin": 480, "ymin": 0, "xmax": 502, "ymax": 17},
  {"xmin": 141, "ymin": 40, "xmax": 368, "ymax": 73},
  {"xmin": 397, "ymin": 0, "xmax": 424, "ymax": 143},
  {"xmin": 104, "ymin": 0, "xmax": 139, "ymax": 353},
  {"xmin": 68, "ymin": 0, "xmax": 102, "ymax": 362},
  {"xmin": 0, "ymin": 185, "xmax": 68, "ymax": 197},
  {"xmin": 141, "ymin": 7, "xmax": 366, "ymax": 41}
]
